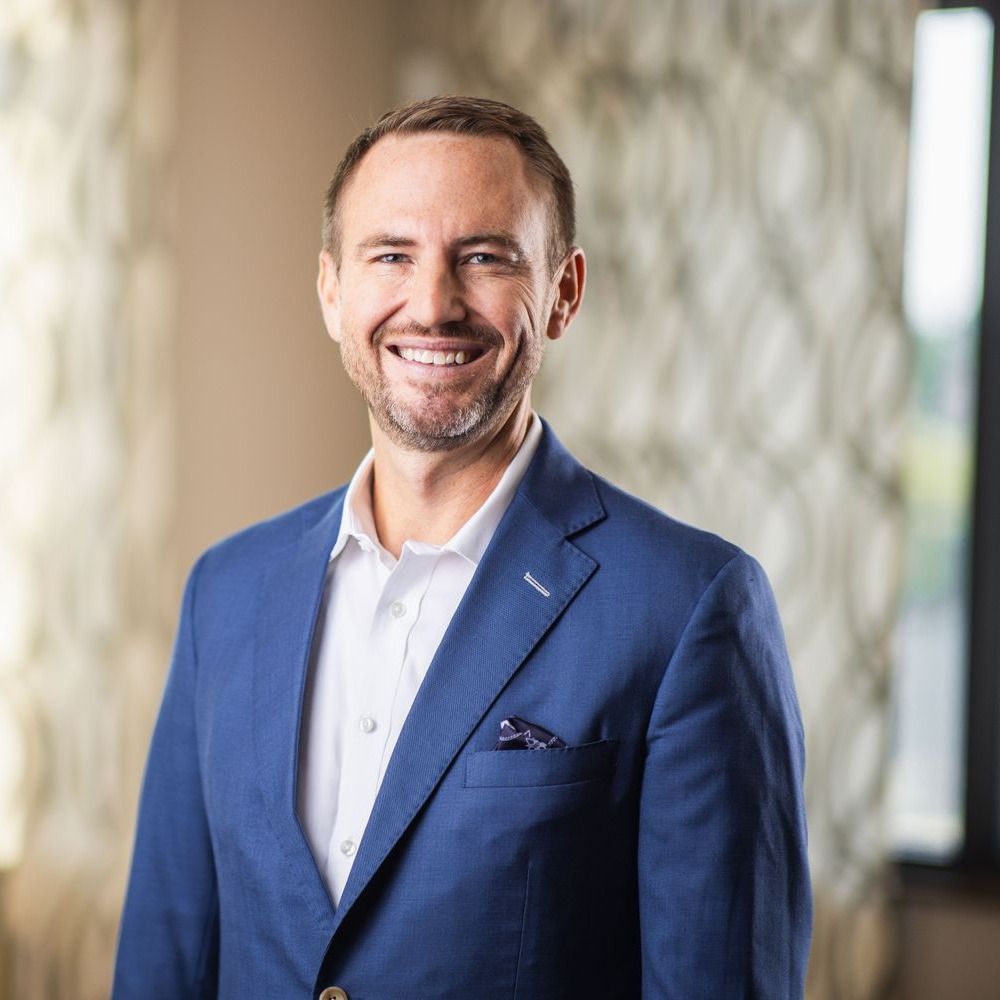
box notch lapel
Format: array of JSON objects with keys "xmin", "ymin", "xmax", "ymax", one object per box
[
  {"xmin": 330, "ymin": 427, "xmax": 605, "ymax": 935},
  {"xmin": 252, "ymin": 491, "xmax": 346, "ymax": 929}
]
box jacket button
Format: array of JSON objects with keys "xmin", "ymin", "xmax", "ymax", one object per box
[{"xmin": 318, "ymin": 989, "xmax": 349, "ymax": 1000}]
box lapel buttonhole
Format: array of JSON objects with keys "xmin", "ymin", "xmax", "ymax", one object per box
[{"xmin": 523, "ymin": 572, "xmax": 551, "ymax": 598}]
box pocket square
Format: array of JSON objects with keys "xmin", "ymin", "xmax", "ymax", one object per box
[{"xmin": 495, "ymin": 716, "xmax": 567, "ymax": 750}]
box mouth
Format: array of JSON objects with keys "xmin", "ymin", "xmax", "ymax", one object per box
[{"xmin": 387, "ymin": 344, "xmax": 487, "ymax": 368}]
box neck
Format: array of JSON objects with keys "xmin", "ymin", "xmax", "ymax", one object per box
[{"xmin": 368, "ymin": 399, "xmax": 533, "ymax": 559}]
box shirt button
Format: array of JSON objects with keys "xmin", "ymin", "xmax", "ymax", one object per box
[
  {"xmin": 339, "ymin": 839, "xmax": 357, "ymax": 857},
  {"xmin": 318, "ymin": 989, "xmax": 349, "ymax": 1000},
  {"xmin": 359, "ymin": 716, "xmax": 377, "ymax": 734},
  {"xmin": 390, "ymin": 600, "xmax": 406, "ymax": 618}
]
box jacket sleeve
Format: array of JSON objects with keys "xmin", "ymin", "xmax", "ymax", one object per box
[
  {"xmin": 113, "ymin": 554, "xmax": 219, "ymax": 998},
  {"xmin": 638, "ymin": 550, "xmax": 811, "ymax": 999}
]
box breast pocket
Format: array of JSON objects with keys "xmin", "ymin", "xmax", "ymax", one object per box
[{"xmin": 464, "ymin": 739, "xmax": 618, "ymax": 788}]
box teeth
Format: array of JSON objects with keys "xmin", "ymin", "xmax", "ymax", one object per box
[{"xmin": 397, "ymin": 346, "xmax": 473, "ymax": 366}]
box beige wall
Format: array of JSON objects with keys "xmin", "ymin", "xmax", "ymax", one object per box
[{"xmin": 175, "ymin": 0, "xmax": 382, "ymax": 582}]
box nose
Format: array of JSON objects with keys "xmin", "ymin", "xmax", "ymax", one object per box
[{"xmin": 404, "ymin": 259, "xmax": 467, "ymax": 328}]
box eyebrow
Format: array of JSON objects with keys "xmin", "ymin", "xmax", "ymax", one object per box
[{"xmin": 355, "ymin": 234, "xmax": 417, "ymax": 255}]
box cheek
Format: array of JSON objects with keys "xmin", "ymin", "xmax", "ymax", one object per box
[
  {"xmin": 475, "ymin": 286, "xmax": 541, "ymax": 339},
  {"xmin": 341, "ymin": 288, "xmax": 404, "ymax": 340}
]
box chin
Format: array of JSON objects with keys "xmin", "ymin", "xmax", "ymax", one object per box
[
  {"xmin": 377, "ymin": 400, "xmax": 501, "ymax": 453},
  {"xmin": 379, "ymin": 419, "xmax": 481, "ymax": 453}
]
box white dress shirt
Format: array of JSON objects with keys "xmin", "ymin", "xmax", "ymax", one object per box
[{"xmin": 296, "ymin": 414, "xmax": 542, "ymax": 905}]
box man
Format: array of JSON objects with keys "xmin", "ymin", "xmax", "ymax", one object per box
[{"xmin": 114, "ymin": 96, "xmax": 811, "ymax": 999}]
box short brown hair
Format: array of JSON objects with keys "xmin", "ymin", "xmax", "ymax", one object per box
[{"xmin": 322, "ymin": 95, "xmax": 575, "ymax": 268}]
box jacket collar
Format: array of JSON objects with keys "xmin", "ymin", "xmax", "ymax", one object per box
[{"xmin": 517, "ymin": 416, "xmax": 605, "ymax": 538}]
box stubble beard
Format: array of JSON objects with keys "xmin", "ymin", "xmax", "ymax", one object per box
[{"xmin": 339, "ymin": 323, "xmax": 543, "ymax": 453}]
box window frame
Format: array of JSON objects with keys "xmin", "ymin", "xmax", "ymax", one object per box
[{"xmin": 961, "ymin": 0, "xmax": 1000, "ymax": 874}]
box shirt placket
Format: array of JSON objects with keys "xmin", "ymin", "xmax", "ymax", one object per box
[{"xmin": 324, "ymin": 546, "xmax": 434, "ymax": 890}]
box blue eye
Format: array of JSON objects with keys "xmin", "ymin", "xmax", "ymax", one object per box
[
  {"xmin": 468, "ymin": 253, "xmax": 498, "ymax": 264},
  {"xmin": 379, "ymin": 253, "xmax": 406, "ymax": 264}
]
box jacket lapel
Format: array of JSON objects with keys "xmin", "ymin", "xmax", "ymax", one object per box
[
  {"xmin": 252, "ymin": 491, "xmax": 346, "ymax": 928},
  {"xmin": 329, "ymin": 425, "xmax": 605, "ymax": 934}
]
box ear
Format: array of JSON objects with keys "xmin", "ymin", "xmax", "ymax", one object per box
[
  {"xmin": 317, "ymin": 250, "xmax": 342, "ymax": 343},
  {"xmin": 545, "ymin": 247, "xmax": 586, "ymax": 341}
]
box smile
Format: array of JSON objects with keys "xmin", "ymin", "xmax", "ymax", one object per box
[{"xmin": 392, "ymin": 346, "xmax": 482, "ymax": 367}]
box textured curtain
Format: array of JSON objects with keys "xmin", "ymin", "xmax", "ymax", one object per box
[
  {"xmin": 407, "ymin": 1, "xmax": 920, "ymax": 996},
  {"xmin": 0, "ymin": 1, "xmax": 177, "ymax": 996}
]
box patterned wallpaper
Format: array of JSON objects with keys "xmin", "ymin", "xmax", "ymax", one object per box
[
  {"xmin": 0, "ymin": 1, "xmax": 177, "ymax": 996},
  {"xmin": 408, "ymin": 1, "xmax": 921, "ymax": 996}
]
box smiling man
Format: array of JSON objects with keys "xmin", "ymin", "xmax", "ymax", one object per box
[{"xmin": 114, "ymin": 97, "xmax": 811, "ymax": 1000}]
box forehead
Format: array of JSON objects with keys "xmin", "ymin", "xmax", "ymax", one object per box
[{"xmin": 339, "ymin": 132, "xmax": 549, "ymax": 242}]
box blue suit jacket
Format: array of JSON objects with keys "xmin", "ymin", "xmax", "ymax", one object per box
[{"xmin": 114, "ymin": 423, "xmax": 811, "ymax": 999}]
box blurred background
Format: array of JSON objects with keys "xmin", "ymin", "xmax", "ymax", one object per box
[{"xmin": 1, "ymin": 0, "xmax": 999, "ymax": 997}]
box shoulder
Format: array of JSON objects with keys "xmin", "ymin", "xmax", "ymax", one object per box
[
  {"xmin": 187, "ymin": 484, "xmax": 347, "ymax": 596},
  {"xmin": 526, "ymin": 423, "xmax": 766, "ymax": 614},
  {"xmin": 583, "ymin": 471, "xmax": 753, "ymax": 595},
  {"xmin": 582, "ymin": 475, "xmax": 793, "ymax": 712},
  {"xmin": 566, "ymin": 470, "xmax": 787, "ymax": 660}
]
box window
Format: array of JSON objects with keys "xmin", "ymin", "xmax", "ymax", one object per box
[{"xmin": 889, "ymin": 2, "xmax": 1000, "ymax": 871}]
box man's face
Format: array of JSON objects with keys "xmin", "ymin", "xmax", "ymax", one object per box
[{"xmin": 318, "ymin": 132, "xmax": 582, "ymax": 452}]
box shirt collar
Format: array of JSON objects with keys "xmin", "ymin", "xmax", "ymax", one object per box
[
  {"xmin": 329, "ymin": 413, "xmax": 543, "ymax": 568},
  {"xmin": 328, "ymin": 449, "xmax": 378, "ymax": 563}
]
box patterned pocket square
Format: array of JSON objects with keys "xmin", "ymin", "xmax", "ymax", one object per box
[{"xmin": 495, "ymin": 715, "xmax": 567, "ymax": 750}]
